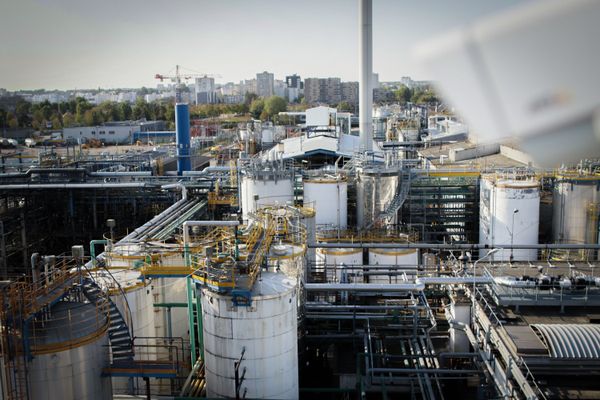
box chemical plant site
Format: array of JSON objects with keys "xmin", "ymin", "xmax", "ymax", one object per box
[{"xmin": 1, "ymin": 0, "xmax": 600, "ymax": 399}]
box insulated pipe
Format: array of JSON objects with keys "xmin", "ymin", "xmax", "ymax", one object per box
[
  {"xmin": 161, "ymin": 183, "xmax": 188, "ymax": 200},
  {"xmin": 182, "ymin": 166, "xmax": 231, "ymax": 176},
  {"xmin": 416, "ymin": 276, "xmax": 492, "ymax": 285},
  {"xmin": 88, "ymin": 171, "xmax": 152, "ymax": 177},
  {"xmin": 120, "ymin": 197, "xmax": 189, "ymax": 242},
  {"xmin": 359, "ymin": 0, "xmax": 373, "ymax": 152},
  {"xmin": 304, "ymin": 282, "xmax": 425, "ymax": 292},
  {"xmin": 30, "ymin": 253, "xmax": 39, "ymax": 282},
  {"xmin": 0, "ymin": 183, "xmax": 147, "ymax": 189},
  {"xmin": 182, "ymin": 220, "xmax": 240, "ymax": 247},
  {"xmin": 310, "ymin": 242, "xmax": 600, "ymax": 249}
]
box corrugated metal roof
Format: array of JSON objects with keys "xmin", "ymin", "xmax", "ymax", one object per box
[{"xmin": 532, "ymin": 324, "xmax": 600, "ymax": 359}]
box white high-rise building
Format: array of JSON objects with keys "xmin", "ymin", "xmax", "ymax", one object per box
[{"xmin": 256, "ymin": 71, "xmax": 274, "ymax": 98}]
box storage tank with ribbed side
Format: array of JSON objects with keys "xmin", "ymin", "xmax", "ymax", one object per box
[
  {"xmin": 240, "ymin": 168, "xmax": 294, "ymax": 220},
  {"xmin": 201, "ymin": 272, "xmax": 298, "ymax": 399},
  {"xmin": 479, "ymin": 175, "xmax": 540, "ymax": 261},
  {"xmin": 28, "ymin": 301, "xmax": 112, "ymax": 400},
  {"xmin": 367, "ymin": 248, "xmax": 419, "ymax": 284},
  {"xmin": 303, "ymin": 176, "xmax": 348, "ymax": 229},
  {"xmin": 316, "ymin": 248, "xmax": 363, "ymax": 283}
]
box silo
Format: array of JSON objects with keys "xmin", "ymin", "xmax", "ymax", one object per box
[
  {"xmin": 553, "ymin": 173, "xmax": 600, "ymax": 245},
  {"xmin": 201, "ymin": 272, "xmax": 298, "ymax": 399},
  {"xmin": 240, "ymin": 168, "xmax": 294, "ymax": 220},
  {"xmin": 479, "ymin": 175, "xmax": 540, "ymax": 261},
  {"xmin": 303, "ymin": 176, "xmax": 348, "ymax": 229},
  {"xmin": 356, "ymin": 166, "xmax": 400, "ymax": 228},
  {"xmin": 28, "ymin": 301, "xmax": 112, "ymax": 400},
  {"xmin": 368, "ymin": 248, "xmax": 419, "ymax": 284}
]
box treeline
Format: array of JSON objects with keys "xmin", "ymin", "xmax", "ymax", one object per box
[
  {"xmin": 393, "ymin": 86, "xmax": 439, "ymax": 104},
  {"xmin": 0, "ymin": 98, "xmax": 175, "ymax": 131}
]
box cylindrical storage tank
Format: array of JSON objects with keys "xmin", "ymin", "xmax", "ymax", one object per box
[
  {"xmin": 240, "ymin": 174, "xmax": 294, "ymax": 220},
  {"xmin": 316, "ymin": 248, "xmax": 363, "ymax": 283},
  {"xmin": 28, "ymin": 302, "xmax": 112, "ymax": 400},
  {"xmin": 201, "ymin": 272, "xmax": 298, "ymax": 399},
  {"xmin": 553, "ymin": 174, "xmax": 600, "ymax": 245},
  {"xmin": 269, "ymin": 243, "xmax": 305, "ymax": 282},
  {"xmin": 479, "ymin": 176, "xmax": 540, "ymax": 261},
  {"xmin": 356, "ymin": 166, "xmax": 400, "ymax": 228},
  {"xmin": 303, "ymin": 176, "xmax": 348, "ymax": 229},
  {"xmin": 368, "ymin": 248, "xmax": 419, "ymax": 284},
  {"xmin": 261, "ymin": 128, "xmax": 274, "ymax": 144}
]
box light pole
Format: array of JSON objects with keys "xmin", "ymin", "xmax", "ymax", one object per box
[
  {"xmin": 473, "ymin": 248, "xmax": 501, "ymax": 291},
  {"xmin": 510, "ymin": 209, "xmax": 519, "ymax": 263}
]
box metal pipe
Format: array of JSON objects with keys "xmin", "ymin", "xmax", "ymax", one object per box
[
  {"xmin": 416, "ymin": 276, "xmax": 492, "ymax": 285},
  {"xmin": 88, "ymin": 171, "xmax": 152, "ymax": 177},
  {"xmin": 182, "ymin": 220, "xmax": 240, "ymax": 248},
  {"xmin": 359, "ymin": 0, "xmax": 373, "ymax": 152},
  {"xmin": 304, "ymin": 282, "xmax": 424, "ymax": 292},
  {"xmin": 310, "ymin": 242, "xmax": 600, "ymax": 249},
  {"xmin": 0, "ymin": 183, "xmax": 147, "ymax": 189},
  {"xmin": 161, "ymin": 183, "xmax": 188, "ymax": 200}
]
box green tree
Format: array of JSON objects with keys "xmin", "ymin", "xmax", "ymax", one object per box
[
  {"xmin": 62, "ymin": 112, "xmax": 76, "ymax": 127},
  {"xmin": 394, "ymin": 85, "xmax": 412, "ymax": 103},
  {"xmin": 15, "ymin": 100, "xmax": 31, "ymax": 127},
  {"xmin": 244, "ymin": 92, "xmax": 258, "ymax": 106},
  {"xmin": 263, "ymin": 96, "xmax": 287, "ymax": 120},
  {"xmin": 7, "ymin": 113, "xmax": 18, "ymax": 129},
  {"xmin": 120, "ymin": 102, "xmax": 133, "ymax": 120},
  {"xmin": 336, "ymin": 101, "xmax": 353, "ymax": 112},
  {"xmin": 249, "ymin": 99, "xmax": 265, "ymax": 119}
]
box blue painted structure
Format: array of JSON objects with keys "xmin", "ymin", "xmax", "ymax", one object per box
[{"xmin": 175, "ymin": 103, "xmax": 192, "ymax": 175}]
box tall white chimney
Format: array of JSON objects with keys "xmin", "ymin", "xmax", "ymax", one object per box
[{"xmin": 359, "ymin": 0, "xmax": 373, "ymax": 152}]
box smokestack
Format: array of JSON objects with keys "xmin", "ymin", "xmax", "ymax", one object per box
[
  {"xmin": 359, "ymin": 0, "xmax": 373, "ymax": 152},
  {"xmin": 175, "ymin": 103, "xmax": 192, "ymax": 175}
]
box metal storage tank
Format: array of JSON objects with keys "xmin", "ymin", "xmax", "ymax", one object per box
[
  {"xmin": 316, "ymin": 248, "xmax": 363, "ymax": 283},
  {"xmin": 201, "ymin": 272, "xmax": 299, "ymax": 399},
  {"xmin": 303, "ymin": 176, "xmax": 348, "ymax": 229},
  {"xmin": 269, "ymin": 243, "xmax": 305, "ymax": 281},
  {"xmin": 479, "ymin": 175, "xmax": 540, "ymax": 261},
  {"xmin": 356, "ymin": 166, "xmax": 400, "ymax": 228},
  {"xmin": 28, "ymin": 301, "xmax": 112, "ymax": 400},
  {"xmin": 240, "ymin": 169, "xmax": 294, "ymax": 220},
  {"xmin": 553, "ymin": 173, "xmax": 600, "ymax": 245},
  {"xmin": 90, "ymin": 269, "xmax": 156, "ymax": 394},
  {"xmin": 368, "ymin": 248, "xmax": 419, "ymax": 284}
]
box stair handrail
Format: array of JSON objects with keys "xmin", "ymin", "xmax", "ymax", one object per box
[{"xmin": 82, "ymin": 259, "xmax": 135, "ymax": 341}]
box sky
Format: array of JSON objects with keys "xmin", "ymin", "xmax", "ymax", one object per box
[{"xmin": 0, "ymin": 0, "xmax": 531, "ymax": 91}]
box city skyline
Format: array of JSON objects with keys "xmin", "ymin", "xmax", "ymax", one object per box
[{"xmin": 0, "ymin": 0, "xmax": 530, "ymax": 91}]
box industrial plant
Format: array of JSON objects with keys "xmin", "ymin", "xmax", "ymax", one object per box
[{"xmin": 0, "ymin": 0, "xmax": 599, "ymax": 399}]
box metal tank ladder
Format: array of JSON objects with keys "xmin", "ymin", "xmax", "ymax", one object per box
[{"xmin": 81, "ymin": 278, "xmax": 134, "ymax": 362}]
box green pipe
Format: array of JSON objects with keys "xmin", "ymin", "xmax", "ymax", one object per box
[
  {"xmin": 196, "ymin": 286, "xmax": 204, "ymax": 360},
  {"xmin": 153, "ymin": 302, "xmax": 189, "ymax": 308},
  {"xmin": 186, "ymin": 277, "xmax": 197, "ymax": 364},
  {"xmin": 89, "ymin": 239, "xmax": 108, "ymax": 267}
]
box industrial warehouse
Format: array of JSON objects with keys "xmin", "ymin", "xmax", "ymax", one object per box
[{"xmin": 1, "ymin": 0, "xmax": 599, "ymax": 399}]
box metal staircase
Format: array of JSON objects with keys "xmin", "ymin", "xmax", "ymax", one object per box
[
  {"xmin": 81, "ymin": 278, "xmax": 134, "ymax": 362},
  {"xmin": 367, "ymin": 170, "xmax": 412, "ymax": 229}
]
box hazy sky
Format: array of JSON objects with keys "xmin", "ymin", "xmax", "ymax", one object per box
[{"xmin": 0, "ymin": 0, "xmax": 530, "ymax": 90}]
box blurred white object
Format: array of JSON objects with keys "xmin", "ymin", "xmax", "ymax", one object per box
[{"xmin": 413, "ymin": 0, "xmax": 600, "ymax": 166}]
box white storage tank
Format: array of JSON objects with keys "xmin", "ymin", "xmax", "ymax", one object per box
[
  {"xmin": 316, "ymin": 248, "xmax": 363, "ymax": 283},
  {"xmin": 553, "ymin": 173, "xmax": 600, "ymax": 245},
  {"xmin": 479, "ymin": 176, "xmax": 540, "ymax": 261},
  {"xmin": 303, "ymin": 176, "xmax": 348, "ymax": 229},
  {"xmin": 269, "ymin": 243, "xmax": 305, "ymax": 282},
  {"xmin": 240, "ymin": 171, "xmax": 294, "ymax": 220},
  {"xmin": 201, "ymin": 272, "xmax": 298, "ymax": 399},
  {"xmin": 368, "ymin": 248, "xmax": 419, "ymax": 284},
  {"xmin": 28, "ymin": 301, "xmax": 112, "ymax": 400}
]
